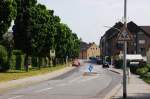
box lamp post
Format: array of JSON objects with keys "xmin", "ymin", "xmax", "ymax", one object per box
[{"xmin": 123, "ymin": 0, "xmax": 127, "ymax": 98}]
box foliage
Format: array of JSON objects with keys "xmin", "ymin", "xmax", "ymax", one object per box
[
  {"xmin": 0, "ymin": 45, "xmax": 9, "ymax": 71},
  {"xmin": 0, "ymin": 0, "xmax": 16, "ymax": 40},
  {"xmin": 114, "ymin": 59, "xmax": 123, "ymax": 69},
  {"xmin": 55, "ymin": 23, "xmax": 80, "ymax": 59},
  {"xmin": 136, "ymin": 66, "xmax": 149, "ymax": 75},
  {"xmin": 13, "ymin": 0, "xmax": 37, "ymax": 55},
  {"xmin": 9, "ymin": 50, "xmax": 25, "ymax": 70}
]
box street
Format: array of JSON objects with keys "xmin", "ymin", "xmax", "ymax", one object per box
[{"xmin": 0, "ymin": 60, "xmax": 121, "ymax": 99}]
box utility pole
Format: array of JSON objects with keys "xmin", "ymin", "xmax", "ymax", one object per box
[{"xmin": 123, "ymin": 0, "xmax": 127, "ymax": 98}]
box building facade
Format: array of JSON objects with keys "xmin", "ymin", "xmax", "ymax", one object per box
[
  {"xmin": 79, "ymin": 42, "xmax": 100, "ymax": 59},
  {"xmin": 100, "ymin": 21, "xmax": 150, "ymax": 58}
]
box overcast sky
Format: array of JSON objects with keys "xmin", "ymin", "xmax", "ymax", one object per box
[{"xmin": 38, "ymin": 0, "xmax": 150, "ymax": 44}]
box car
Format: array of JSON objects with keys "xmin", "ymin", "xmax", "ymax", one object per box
[
  {"xmin": 72, "ymin": 59, "xmax": 80, "ymax": 67},
  {"xmin": 102, "ymin": 61, "xmax": 109, "ymax": 68},
  {"xmin": 89, "ymin": 56, "xmax": 96, "ymax": 60},
  {"xmin": 96, "ymin": 58, "xmax": 102, "ymax": 65}
]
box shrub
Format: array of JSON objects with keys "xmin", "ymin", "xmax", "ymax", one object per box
[
  {"xmin": 32, "ymin": 56, "xmax": 38, "ymax": 68},
  {"xmin": 10, "ymin": 50, "xmax": 25, "ymax": 70},
  {"xmin": 136, "ymin": 67, "xmax": 149, "ymax": 75},
  {"xmin": 114, "ymin": 59, "xmax": 123, "ymax": 69},
  {"xmin": 142, "ymin": 72, "xmax": 150, "ymax": 79},
  {"xmin": 0, "ymin": 45, "xmax": 9, "ymax": 72},
  {"xmin": 9, "ymin": 54, "xmax": 16, "ymax": 70},
  {"xmin": 106, "ymin": 56, "xmax": 111, "ymax": 64}
]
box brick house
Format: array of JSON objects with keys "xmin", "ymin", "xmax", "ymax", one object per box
[
  {"xmin": 79, "ymin": 42, "xmax": 100, "ymax": 59},
  {"xmin": 100, "ymin": 21, "xmax": 150, "ymax": 59}
]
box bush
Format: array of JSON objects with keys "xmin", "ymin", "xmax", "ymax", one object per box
[
  {"xmin": 136, "ymin": 67, "xmax": 149, "ymax": 75},
  {"xmin": 142, "ymin": 72, "xmax": 150, "ymax": 79},
  {"xmin": 9, "ymin": 50, "xmax": 25, "ymax": 70},
  {"xmin": 106, "ymin": 56, "xmax": 111, "ymax": 64},
  {"xmin": 0, "ymin": 45, "xmax": 9, "ymax": 72},
  {"xmin": 32, "ymin": 56, "xmax": 38, "ymax": 68},
  {"xmin": 9, "ymin": 54, "xmax": 16, "ymax": 70},
  {"xmin": 114, "ymin": 59, "xmax": 123, "ymax": 69}
]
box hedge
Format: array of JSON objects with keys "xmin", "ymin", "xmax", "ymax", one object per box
[{"xmin": 0, "ymin": 45, "xmax": 9, "ymax": 72}]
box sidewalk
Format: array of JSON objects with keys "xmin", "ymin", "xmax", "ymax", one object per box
[
  {"xmin": 0, "ymin": 66, "xmax": 75, "ymax": 93},
  {"xmin": 111, "ymin": 69, "xmax": 150, "ymax": 99}
]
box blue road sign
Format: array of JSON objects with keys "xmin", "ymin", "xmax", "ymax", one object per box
[{"xmin": 88, "ymin": 65, "xmax": 93, "ymax": 72}]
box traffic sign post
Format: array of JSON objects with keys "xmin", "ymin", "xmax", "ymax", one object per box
[
  {"xmin": 118, "ymin": 28, "xmax": 129, "ymax": 99},
  {"xmin": 117, "ymin": 0, "xmax": 132, "ymax": 98},
  {"xmin": 50, "ymin": 49, "xmax": 55, "ymax": 66}
]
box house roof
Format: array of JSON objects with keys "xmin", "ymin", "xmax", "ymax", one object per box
[
  {"xmin": 80, "ymin": 41, "xmax": 90, "ymax": 51},
  {"xmin": 140, "ymin": 26, "xmax": 150, "ymax": 36},
  {"xmin": 102, "ymin": 21, "xmax": 150, "ymax": 40},
  {"xmin": 80, "ymin": 41, "xmax": 96, "ymax": 51}
]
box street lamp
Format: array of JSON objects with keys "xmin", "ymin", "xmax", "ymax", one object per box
[{"xmin": 104, "ymin": 1, "xmax": 128, "ymax": 98}]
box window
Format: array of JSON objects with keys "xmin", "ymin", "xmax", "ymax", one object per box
[{"xmin": 139, "ymin": 40, "xmax": 145, "ymax": 44}]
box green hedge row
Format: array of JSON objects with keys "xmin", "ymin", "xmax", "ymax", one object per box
[
  {"xmin": 0, "ymin": 45, "xmax": 9, "ymax": 71},
  {"xmin": 9, "ymin": 50, "xmax": 25, "ymax": 70},
  {"xmin": 0, "ymin": 44, "xmax": 65, "ymax": 72},
  {"xmin": 0, "ymin": 45, "xmax": 25, "ymax": 72}
]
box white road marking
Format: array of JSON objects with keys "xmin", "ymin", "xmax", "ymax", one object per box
[
  {"xmin": 35, "ymin": 87, "xmax": 53, "ymax": 93},
  {"xmin": 8, "ymin": 95, "xmax": 23, "ymax": 99}
]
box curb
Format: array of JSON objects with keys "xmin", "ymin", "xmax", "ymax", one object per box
[
  {"xmin": 103, "ymin": 84, "xmax": 122, "ymax": 99},
  {"xmin": 109, "ymin": 69, "xmax": 121, "ymax": 74},
  {"xmin": 0, "ymin": 66, "xmax": 76, "ymax": 93}
]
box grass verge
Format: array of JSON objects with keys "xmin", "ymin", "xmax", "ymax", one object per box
[{"xmin": 0, "ymin": 64, "xmax": 68, "ymax": 83}]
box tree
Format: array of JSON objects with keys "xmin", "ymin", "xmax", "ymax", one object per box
[
  {"xmin": 30, "ymin": 4, "xmax": 57, "ymax": 68},
  {"xmin": 55, "ymin": 23, "xmax": 69, "ymax": 59},
  {"xmin": 13, "ymin": 0, "xmax": 37, "ymax": 71},
  {"xmin": 71, "ymin": 33, "xmax": 80, "ymax": 58},
  {"xmin": 0, "ymin": 0, "xmax": 16, "ymax": 41}
]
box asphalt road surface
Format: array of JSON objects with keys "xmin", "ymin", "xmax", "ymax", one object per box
[{"xmin": 0, "ymin": 60, "xmax": 121, "ymax": 99}]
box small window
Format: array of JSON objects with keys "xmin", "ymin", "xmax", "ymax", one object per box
[{"xmin": 139, "ymin": 40, "xmax": 145, "ymax": 44}]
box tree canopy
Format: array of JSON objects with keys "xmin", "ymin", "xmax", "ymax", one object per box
[{"xmin": 0, "ymin": 0, "xmax": 16, "ymax": 41}]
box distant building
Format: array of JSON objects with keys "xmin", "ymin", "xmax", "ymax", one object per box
[
  {"xmin": 100, "ymin": 21, "xmax": 150, "ymax": 58},
  {"xmin": 79, "ymin": 42, "xmax": 100, "ymax": 59}
]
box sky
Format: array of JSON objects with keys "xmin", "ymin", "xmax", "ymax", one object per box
[{"xmin": 38, "ymin": 0, "xmax": 150, "ymax": 45}]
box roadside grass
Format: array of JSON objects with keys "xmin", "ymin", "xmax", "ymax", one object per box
[{"xmin": 0, "ymin": 64, "xmax": 68, "ymax": 83}]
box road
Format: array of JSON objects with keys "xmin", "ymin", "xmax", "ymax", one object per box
[{"xmin": 0, "ymin": 60, "xmax": 121, "ymax": 99}]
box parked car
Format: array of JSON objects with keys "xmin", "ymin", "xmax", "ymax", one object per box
[
  {"xmin": 102, "ymin": 61, "xmax": 109, "ymax": 68},
  {"xmin": 89, "ymin": 56, "xmax": 97, "ymax": 60},
  {"xmin": 96, "ymin": 58, "xmax": 102, "ymax": 65},
  {"xmin": 72, "ymin": 59, "xmax": 80, "ymax": 67}
]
